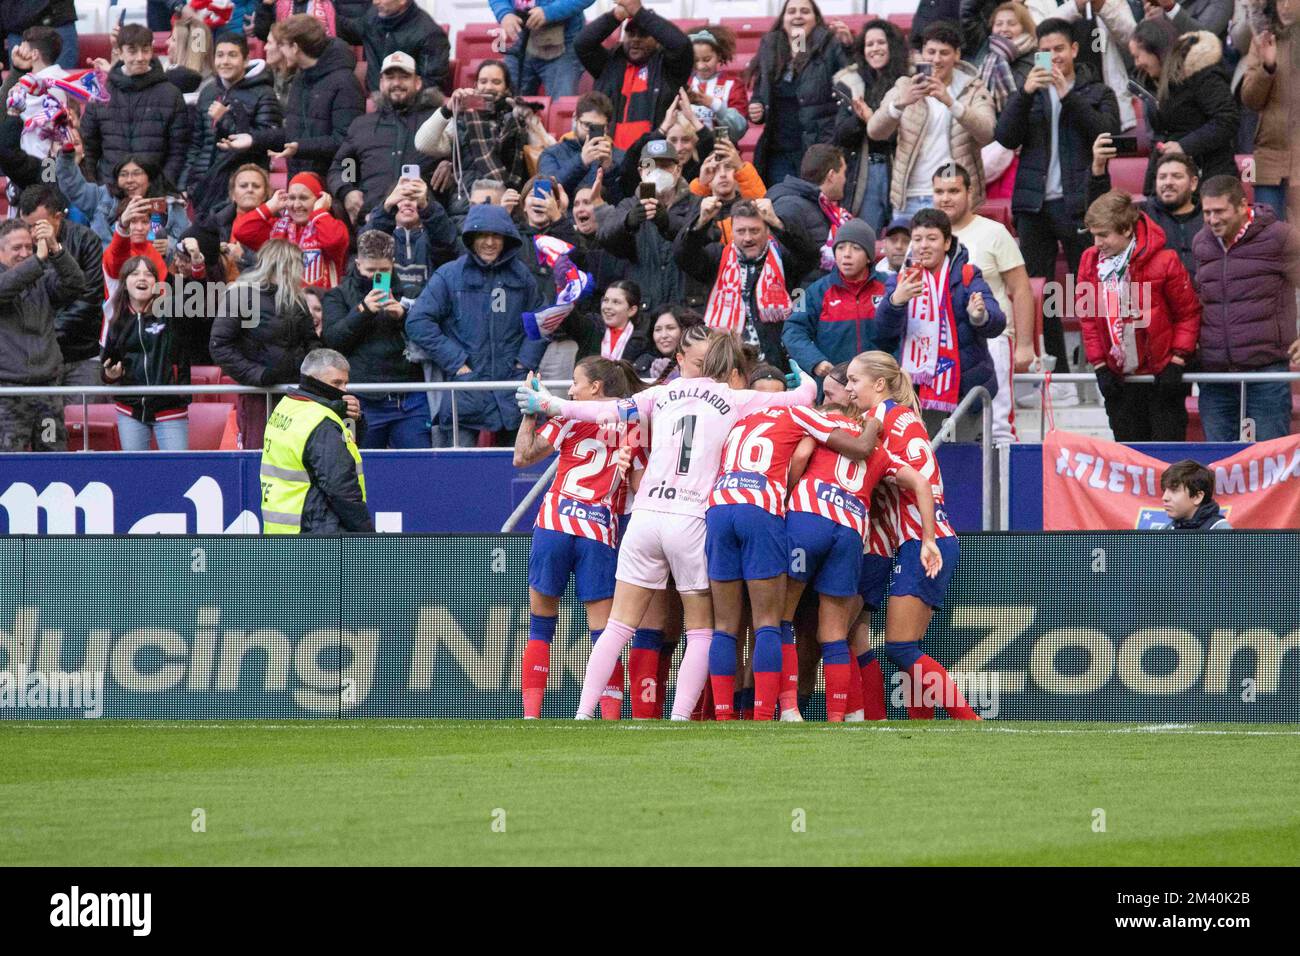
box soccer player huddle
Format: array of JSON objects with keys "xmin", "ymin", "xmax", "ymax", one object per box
[{"xmin": 514, "ymin": 332, "xmax": 980, "ymax": 722}]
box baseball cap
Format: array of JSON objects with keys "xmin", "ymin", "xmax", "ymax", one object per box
[
  {"xmin": 640, "ymin": 139, "xmax": 677, "ymax": 163},
  {"xmin": 380, "ymin": 52, "xmax": 417, "ymax": 74},
  {"xmin": 884, "ymin": 215, "xmax": 912, "ymax": 237}
]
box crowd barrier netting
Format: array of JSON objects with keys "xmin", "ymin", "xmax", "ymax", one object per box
[{"xmin": 0, "ymin": 532, "xmax": 1297, "ymax": 720}]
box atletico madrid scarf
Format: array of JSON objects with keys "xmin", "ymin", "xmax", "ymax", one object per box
[
  {"xmin": 521, "ymin": 234, "xmax": 593, "ymax": 340},
  {"xmin": 818, "ymin": 194, "xmax": 853, "ymax": 272},
  {"xmin": 1097, "ymin": 236, "xmax": 1137, "ymax": 373},
  {"xmin": 900, "ymin": 257, "xmax": 962, "ymax": 413},
  {"xmin": 703, "ymin": 241, "xmax": 792, "ymax": 333}
]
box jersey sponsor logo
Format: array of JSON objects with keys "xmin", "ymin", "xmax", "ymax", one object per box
[
  {"xmin": 814, "ymin": 480, "xmax": 866, "ymax": 518},
  {"xmin": 558, "ymin": 497, "xmax": 611, "ymax": 527},
  {"xmin": 714, "ymin": 471, "xmax": 769, "ymax": 493}
]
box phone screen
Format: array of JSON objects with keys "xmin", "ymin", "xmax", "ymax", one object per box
[
  {"xmin": 638, "ymin": 182, "xmax": 656, "ymax": 201},
  {"xmin": 372, "ymin": 272, "xmax": 392, "ymax": 297},
  {"xmin": 1111, "ymin": 136, "xmax": 1139, "ymax": 156},
  {"xmin": 533, "ymin": 179, "xmax": 553, "ymax": 200},
  {"xmin": 1034, "ymin": 52, "xmax": 1053, "ymax": 72},
  {"xmin": 915, "ymin": 63, "xmax": 932, "ymax": 78}
]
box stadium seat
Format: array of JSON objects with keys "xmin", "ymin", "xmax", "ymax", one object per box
[
  {"xmin": 887, "ymin": 13, "xmax": 915, "ymax": 34},
  {"xmin": 454, "ymin": 22, "xmax": 502, "ymax": 62},
  {"xmin": 1108, "ymin": 157, "xmax": 1147, "ymax": 197},
  {"xmin": 837, "ymin": 14, "xmax": 871, "ymax": 34},
  {"xmin": 152, "ymin": 32, "xmax": 169, "ymax": 57},
  {"xmin": 677, "ymin": 19, "xmax": 709, "ymax": 33},
  {"xmin": 738, "ymin": 122, "xmax": 761, "ymax": 162},
  {"xmin": 980, "ymin": 197, "xmax": 1013, "ymax": 232},
  {"xmin": 720, "ymin": 18, "xmax": 771, "ymax": 56},
  {"xmin": 550, "ymin": 96, "xmax": 579, "ymax": 137},
  {"xmin": 65, "ymin": 404, "xmax": 121, "ymax": 452},
  {"xmin": 81, "ymin": 33, "xmax": 112, "ymax": 64},
  {"xmin": 190, "ymin": 366, "xmax": 226, "ymax": 404},
  {"xmin": 456, "ymin": 58, "xmax": 487, "ymax": 91},
  {"xmin": 1185, "ymin": 394, "xmax": 1203, "ymax": 441},
  {"xmin": 731, "ymin": 51, "xmax": 757, "ymax": 75},
  {"xmin": 186, "ymin": 403, "xmax": 237, "ymax": 450}
]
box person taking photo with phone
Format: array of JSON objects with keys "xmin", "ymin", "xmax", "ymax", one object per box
[{"xmin": 538, "ymin": 92, "xmax": 626, "ymax": 205}]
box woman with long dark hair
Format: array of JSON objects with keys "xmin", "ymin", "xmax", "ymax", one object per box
[
  {"xmin": 746, "ymin": 0, "xmax": 850, "ymax": 187},
  {"xmin": 55, "ymin": 150, "xmax": 188, "ymax": 250},
  {"xmin": 832, "ymin": 18, "xmax": 911, "ymax": 230},
  {"xmin": 633, "ymin": 305, "xmax": 703, "ymax": 382}
]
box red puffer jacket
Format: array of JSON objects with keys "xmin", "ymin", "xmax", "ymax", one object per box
[{"xmin": 1077, "ymin": 213, "xmax": 1201, "ymax": 376}]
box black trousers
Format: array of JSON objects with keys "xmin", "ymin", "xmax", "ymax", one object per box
[
  {"xmin": 1103, "ymin": 381, "xmax": 1189, "ymax": 442},
  {"xmin": 1016, "ymin": 200, "xmax": 1092, "ymax": 371}
]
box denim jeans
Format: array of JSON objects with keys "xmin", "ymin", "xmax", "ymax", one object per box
[
  {"xmin": 857, "ymin": 157, "xmax": 891, "ymax": 233},
  {"xmin": 1197, "ymin": 362, "xmax": 1293, "ymax": 443},
  {"xmin": 1253, "ymin": 182, "xmax": 1290, "ymax": 223},
  {"xmin": 436, "ymin": 423, "xmax": 484, "ymax": 449},
  {"xmin": 506, "ymin": 46, "xmax": 583, "ymax": 97},
  {"xmin": 894, "ymin": 193, "xmax": 933, "ymax": 219},
  {"xmin": 358, "ymin": 393, "xmax": 431, "ymax": 449},
  {"xmin": 7, "ymin": 27, "xmax": 78, "ymax": 70},
  {"xmin": 117, "ymin": 414, "xmax": 189, "ymax": 451},
  {"xmin": 766, "ymin": 151, "xmax": 801, "ymax": 187}
]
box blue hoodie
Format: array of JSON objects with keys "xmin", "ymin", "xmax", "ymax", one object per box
[
  {"xmin": 489, "ymin": 0, "xmax": 594, "ymax": 49},
  {"xmin": 405, "ymin": 204, "xmax": 546, "ymax": 432}
]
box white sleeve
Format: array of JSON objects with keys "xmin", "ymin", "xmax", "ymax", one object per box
[
  {"xmin": 557, "ymin": 387, "xmax": 659, "ymax": 425},
  {"xmin": 734, "ymin": 376, "xmax": 819, "ymax": 417}
]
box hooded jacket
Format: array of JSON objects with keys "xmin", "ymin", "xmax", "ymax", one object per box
[
  {"xmin": 1192, "ymin": 203, "xmax": 1300, "ymax": 371},
  {"xmin": 274, "ymin": 38, "xmax": 367, "ymax": 180},
  {"xmin": 1144, "ymin": 31, "xmax": 1239, "ymax": 194},
  {"xmin": 404, "ymin": 204, "xmax": 546, "ymax": 432},
  {"xmin": 101, "ymin": 306, "xmax": 192, "ymax": 423},
  {"xmin": 320, "ymin": 265, "xmax": 422, "ymax": 385},
  {"xmin": 874, "ymin": 242, "xmax": 1008, "ymax": 400},
  {"xmin": 995, "ymin": 62, "xmax": 1120, "ymax": 220},
  {"xmin": 1077, "ymin": 213, "xmax": 1202, "ymax": 376},
  {"xmin": 338, "ymin": 1, "xmax": 450, "ymax": 93},
  {"xmin": 183, "ymin": 60, "xmax": 283, "ymax": 212},
  {"xmin": 327, "ymin": 90, "xmax": 439, "ymax": 218},
  {"xmin": 81, "ymin": 60, "xmax": 191, "ymax": 186},
  {"xmin": 0, "ymin": 248, "xmax": 84, "ymax": 384}
]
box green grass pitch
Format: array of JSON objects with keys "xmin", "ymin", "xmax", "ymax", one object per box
[{"xmin": 3, "ymin": 720, "xmax": 1298, "ymax": 866}]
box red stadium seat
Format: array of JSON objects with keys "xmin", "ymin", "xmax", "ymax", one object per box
[
  {"xmin": 80, "ymin": 33, "xmax": 112, "ymax": 65},
  {"xmin": 455, "ymin": 22, "xmax": 503, "ymax": 62},
  {"xmin": 837, "ymin": 14, "xmax": 870, "ymax": 34},
  {"xmin": 152, "ymin": 32, "xmax": 170, "ymax": 57},
  {"xmin": 1107, "ymin": 157, "xmax": 1147, "ymax": 197},
  {"xmin": 887, "ymin": 13, "xmax": 915, "ymax": 34},
  {"xmin": 550, "ymin": 96, "xmax": 579, "ymax": 137},
  {"xmin": 186, "ymin": 403, "xmax": 237, "ymax": 450},
  {"xmin": 1185, "ymin": 394, "xmax": 1203, "ymax": 441},
  {"xmin": 738, "ymin": 122, "xmax": 761, "ymax": 163},
  {"xmin": 720, "ymin": 18, "xmax": 770, "ymax": 56},
  {"xmin": 980, "ymin": 197, "xmax": 1013, "ymax": 233},
  {"xmin": 456, "ymin": 58, "xmax": 486, "ymax": 91},
  {"xmin": 731, "ymin": 51, "xmax": 757, "ymax": 75},
  {"xmin": 190, "ymin": 366, "xmax": 225, "ymax": 404},
  {"xmin": 65, "ymin": 404, "xmax": 121, "ymax": 452}
]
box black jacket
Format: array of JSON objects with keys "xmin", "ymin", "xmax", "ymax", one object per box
[
  {"xmin": 994, "ymin": 64, "xmax": 1120, "ymax": 219},
  {"xmin": 595, "ymin": 188, "xmax": 696, "ymax": 315},
  {"xmin": 1, "ymin": 0, "xmax": 74, "ymax": 33},
  {"xmin": 320, "ymin": 266, "xmax": 422, "ymax": 384},
  {"xmin": 289, "ymin": 379, "xmax": 374, "ymax": 534},
  {"xmin": 184, "ymin": 61, "xmax": 283, "ymax": 211},
  {"xmin": 273, "ymin": 39, "xmax": 367, "ymax": 180},
  {"xmin": 1166, "ymin": 498, "xmax": 1232, "ymax": 530},
  {"xmin": 81, "ymin": 60, "xmax": 191, "ymax": 185},
  {"xmin": 101, "ymin": 308, "xmax": 191, "ymax": 423},
  {"xmin": 56, "ymin": 218, "xmax": 110, "ymax": 363},
  {"xmin": 210, "ymin": 284, "xmax": 321, "ymax": 387},
  {"xmin": 365, "ymin": 200, "xmax": 459, "ymax": 288},
  {"xmin": 575, "ymin": 10, "xmax": 693, "ymax": 143},
  {"xmin": 338, "ymin": 2, "xmax": 450, "ymax": 93},
  {"xmin": 764, "ymin": 175, "xmax": 836, "ymax": 287},
  {"xmin": 910, "ymin": 0, "xmax": 962, "ymax": 47},
  {"xmin": 1144, "ymin": 32, "xmax": 1239, "ymax": 195},
  {"xmin": 751, "ymin": 26, "xmax": 849, "ymax": 183},
  {"xmin": 327, "ymin": 92, "xmax": 438, "ymax": 218}
]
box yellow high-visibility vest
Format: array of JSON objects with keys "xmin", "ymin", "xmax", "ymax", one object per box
[{"xmin": 259, "ymin": 395, "xmax": 366, "ymax": 534}]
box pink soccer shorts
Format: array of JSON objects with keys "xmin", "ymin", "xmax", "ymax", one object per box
[{"xmin": 616, "ymin": 511, "xmax": 709, "ymax": 592}]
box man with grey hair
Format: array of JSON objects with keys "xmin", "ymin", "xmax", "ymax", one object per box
[{"xmin": 260, "ymin": 348, "xmax": 374, "ymax": 534}]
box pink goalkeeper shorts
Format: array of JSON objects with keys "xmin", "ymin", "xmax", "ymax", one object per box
[{"xmin": 616, "ymin": 510, "xmax": 709, "ymax": 592}]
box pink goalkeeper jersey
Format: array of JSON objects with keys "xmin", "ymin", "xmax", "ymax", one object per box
[{"xmin": 557, "ymin": 375, "xmax": 819, "ymax": 519}]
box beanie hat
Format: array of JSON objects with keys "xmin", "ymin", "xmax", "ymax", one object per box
[{"xmin": 833, "ymin": 218, "xmax": 877, "ymax": 254}]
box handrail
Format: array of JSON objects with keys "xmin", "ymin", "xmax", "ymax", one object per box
[
  {"xmin": 501, "ymin": 459, "xmax": 560, "ymax": 533},
  {"xmin": 930, "ymin": 386, "xmax": 994, "ymax": 530},
  {"xmin": 0, "ymin": 380, "xmax": 578, "ymax": 397}
]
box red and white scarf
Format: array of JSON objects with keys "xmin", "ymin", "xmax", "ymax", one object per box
[
  {"xmin": 703, "ymin": 241, "xmax": 793, "ymax": 333},
  {"xmin": 603, "ymin": 323, "xmax": 633, "ymax": 360},
  {"xmin": 1097, "ymin": 236, "xmax": 1138, "ymax": 373},
  {"xmin": 275, "ymin": 0, "xmax": 336, "ymax": 35},
  {"xmin": 818, "ymin": 194, "xmax": 853, "ymax": 272},
  {"xmin": 269, "ymin": 213, "xmax": 337, "ymax": 287},
  {"xmin": 900, "ymin": 258, "xmax": 962, "ymax": 412}
]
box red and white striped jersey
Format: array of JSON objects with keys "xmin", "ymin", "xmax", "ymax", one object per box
[
  {"xmin": 788, "ymin": 411, "xmax": 900, "ymax": 538},
  {"xmin": 865, "ymin": 482, "xmax": 902, "ymax": 556},
  {"xmin": 533, "ymin": 418, "xmax": 645, "ymax": 547},
  {"xmin": 870, "ymin": 399, "xmax": 955, "ymax": 544},
  {"xmin": 709, "ymin": 406, "xmax": 839, "ymax": 516}
]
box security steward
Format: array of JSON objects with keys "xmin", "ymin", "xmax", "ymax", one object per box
[{"xmin": 260, "ymin": 348, "xmax": 374, "ymax": 534}]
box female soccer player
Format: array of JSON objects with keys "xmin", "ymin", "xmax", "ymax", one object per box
[
  {"xmin": 517, "ymin": 333, "xmax": 818, "ymax": 720},
  {"xmin": 706, "ymin": 374, "xmax": 882, "ymax": 720},
  {"xmin": 512, "ymin": 357, "xmax": 646, "ymax": 719},
  {"xmin": 845, "ymin": 351, "xmax": 980, "ymax": 720}
]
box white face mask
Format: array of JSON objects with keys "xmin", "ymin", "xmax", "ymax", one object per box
[{"xmin": 642, "ymin": 168, "xmax": 676, "ymax": 196}]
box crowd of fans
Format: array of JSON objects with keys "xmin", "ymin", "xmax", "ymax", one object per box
[{"xmin": 0, "ymin": 0, "xmax": 1295, "ymax": 453}]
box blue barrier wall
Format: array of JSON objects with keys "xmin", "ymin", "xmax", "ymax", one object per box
[{"xmin": 0, "ymin": 446, "xmax": 987, "ymax": 534}]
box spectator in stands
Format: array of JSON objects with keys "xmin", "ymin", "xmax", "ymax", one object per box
[
  {"xmin": 1160, "ymin": 460, "xmax": 1232, "ymax": 530},
  {"xmin": 995, "ymin": 17, "xmax": 1119, "ymax": 387},
  {"xmin": 304, "ymin": 285, "xmax": 326, "ymax": 336},
  {"xmin": 2, "ymin": 0, "xmax": 78, "ymax": 70},
  {"xmin": 689, "ymin": 26, "xmax": 749, "ymax": 116},
  {"xmin": 596, "ymin": 279, "xmax": 649, "ymax": 364},
  {"xmin": 417, "ymin": 61, "xmax": 533, "ymax": 201},
  {"xmin": 165, "ymin": 15, "xmax": 214, "ymax": 102},
  {"xmin": 184, "ymin": 33, "xmax": 283, "ymax": 216},
  {"xmin": 185, "ymin": 164, "xmax": 271, "ymax": 280},
  {"xmin": 932, "ymin": 163, "xmax": 1036, "ymax": 443},
  {"xmin": 1137, "ymin": 29, "xmax": 1239, "ymax": 196},
  {"xmin": 1193, "ymin": 174, "xmax": 1300, "ymax": 442},
  {"xmin": 876, "ymin": 215, "xmax": 911, "ymax": 275},
  {"xmin": 674, "ymin": 197, "xmax": 815, "ymax": 367},
  {"xmin": 538, "ymin": 91, "xmax": 625, "ymax": 205},
  {"xmin": 1145, "ymin": 0, "xmax": 1234, "ymax": 38},
  {"xmin": 976, "ymin": 4, "xmax": 1039, "ymax": 102},
  {"xmin": 80, "ymin": 24, "xmax": 190, "ymax": 187},
  {"xmin": 868, "ymin": 22, "xmax": 996, "ymax": 219},
  {"xmin": 616, "ymin": 89, "xmax": 720, "ymax": 201},
  {"xmin": 634, "ymin": 304, "xmax": 702, "ymax": 381},
  {"xmin": 1053, "ymin": 0, "xmax": 1138, "ymax": 132},
  {"xmin": 782, "ymin": 218, "xmax": 889, "ymax": 379},
  {"xmin": 1240, "ymin": 2, "xmax": 1299, "ymax": 222},
  {"xmin": 491, "ymin": 0, "xmax": 594, "ymax": 98},
  {"xmin": 875, "ymin": 207, "xmax": 1007, "ymax": 439},
  {"xmin": 0, "ymin": 217, "xmax": 85, "ymax": 451},
  {"xmin": 268, "ymin": 14, "xmax": 366, "ymax": 181},
  {"xmin": 56, "ymin": 149, "xmax": 189, "ymax": 251},
  {"xmin": 365, "ymin": 176, "xmax": 458, "ymax": 288},
  {"xmin": 105, "ymin": 197, "xmax": 170, "ymax": 312},
  {"xmin": 574, "ymin": 0, "xmax": 693, "ymax": 152},
  {"xmin": 832, "ymin": 18, "xmax": 911, "ymax": 232},
  {"xmin": 233, "ymin": 172, "xmax": 350, "ymax": 288},
  {"xmin": 322, "ymin": 229, "xmax": 429, "ymax": 449},
  {"xmin": 4, "ymin": 26, "xmax": 67, "ymax": 163},
  {"xmin": 211, "ymin": 238, "xmax": 320, "ymax": 449},
  {"xmin": 1090, "ymin": 135, "xmax": 1202, "ymax": 277},
  {"xmin": 406, "ymin": 203, "xmax": 546, "ymax": 447},
  {"xmin": 16, "ymin": 185, "xmax": 107, "ymax": 397},
  {"xmin": 151, "ymin": 1, "xmax": 258, "ymax": 34},
  {"xmin": 595, "ymin": 137, "xmax": 695, "ymax": 316},
  {"xmin": 254, "ymin": 0, "xmax": 341, "ymax": 42},
  {"xmin": 100, "ymin": 256, "xmax": 192, "ymax": 451},
  {"xmin": 748, "ymin": 0, "xmax": 850, "ymax": 187},
  {"xmin": 1078, "ymin": 190, "xmax": 1200, "ymax": 441},
  {"xmin": 912, "ymin": 0, "xmax": 963, "ymax": 48},
  {"xmin": 327, "ymin": 52, "xmax": 439, "ymax": 223},
  {"xmin": 766, "ymin": 144, "xmax": 854, "ymax": 288},
  {"xmin": 338, "ymin": 0, "xmax": 449, "ymax": 94},
  {"xmin": 568, "ymin": 175, "xmax": 630, "ymax": 338}
]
